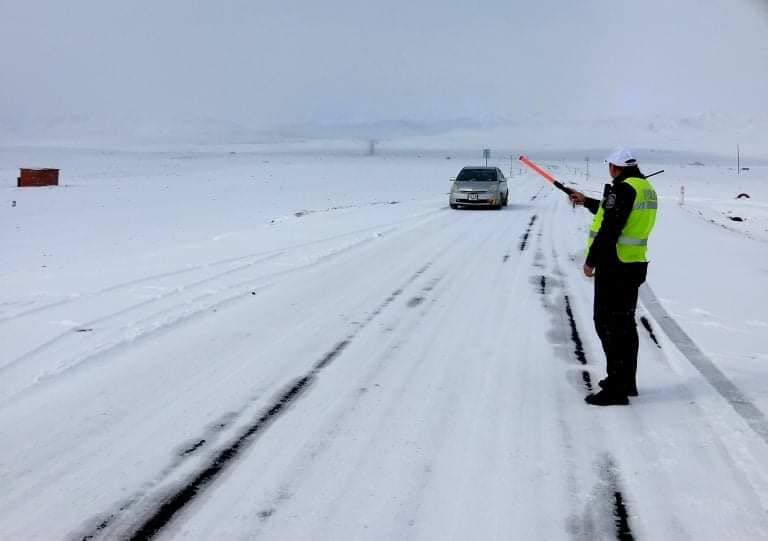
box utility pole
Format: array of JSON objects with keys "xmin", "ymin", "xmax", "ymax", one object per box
[
  {"xmin": 585, "ymin": 157, "xmax": 590, "ymax": 181},
  {"xmin": 737, "ymin": 144, "xmax": 740, "ymax": 175}
]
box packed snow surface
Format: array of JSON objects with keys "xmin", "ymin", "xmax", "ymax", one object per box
[{"xmin": 1, "ymin": 141, "xmax": 767, "ymax": 539}]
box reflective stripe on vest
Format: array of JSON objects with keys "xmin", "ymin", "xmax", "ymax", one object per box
[
  {"xmin": 588, "ymin": 231, "xmax": 648, "ymax": 246},
  {"xmin": 586, "ymin": 177, "xmax": 657, "ymax": 263},
  {"xmin": 633, "ymin": 201, "xmax": 658, "ymax": 210}
]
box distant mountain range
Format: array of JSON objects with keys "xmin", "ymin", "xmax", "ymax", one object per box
[{"xmin": 1, "ymin": 112, "xmax": 767, "ymax": 157}]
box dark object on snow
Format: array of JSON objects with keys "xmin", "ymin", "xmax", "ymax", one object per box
[
  {"xmin": 736, "ymin": 193, "xmax": 750, "ymax": 199},
  {"xmin": 18, "ymin": 168, "xmax": 59, "ymax": 187},
  {"xmin": 639, "ymin": 316, "xmax": 662, "ymax": 349},
  {"xmin": 728, "ymin": 216, "xmax": 744, "ymax": 222},
  {"xmin": 585, "ymin": 389, "xmax": 629, "ymax": 406},
  {"xmin": 741, "ymin": 167, "xmax": 750, "ymax": 171}
]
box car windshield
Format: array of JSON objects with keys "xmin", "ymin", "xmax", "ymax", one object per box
[{"xmin": 456, "ymin": 169, "xmax": 496, "ymax": 182}]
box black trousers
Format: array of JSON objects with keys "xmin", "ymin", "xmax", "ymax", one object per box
[{"xmin": 593, "ymin": 263, "xmax": 648, "ymax": 394}]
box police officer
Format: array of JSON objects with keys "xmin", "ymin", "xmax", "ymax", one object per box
[{"xmin": 568, "ymin": 148, "xmax": 658, "ymax": 406}]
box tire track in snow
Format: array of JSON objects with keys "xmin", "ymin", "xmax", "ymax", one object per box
[
  {"xmin": 2, "ymin": 250, "xmax": 282, "ymax": 366},
  {"xmin": 570, "ymin": 455, "xmax": 635, "ymax": 540},
  {"xmin": 249, "ymin": 279, "xmax": 455, "ymax": 533},
  {"xmin": 77, "ymin": 215, "xmax": 478, "ymax": 540},
  {"xmin": 640, "ymin": 284, "xmax": 768, "ymax": 446},
  {"xmin": 78, "ymin": 263, "xmax": 434, "ymax": 541},
  {"xmin": 534, "ymin": 277, "xmax": 593, "ymax": 392},
  {"xmin": 531, "ymin": 203, "xmax": 636, "ymax": 540},
  {"xmin": 529, "ymin": 184, "xmax": 546, "ymax": 201},
  {"xmin": 563, "ymin": 295, "xmax": 593, "ymax": 391},
  {"xmin": 528, "ymin": 198, "xmax": 592, "ymax": 391},
  {"xmin": 243, "ymin": 217, "xmax": 523, "ymax": 534},
  {"xmin": 639, "ymin": 316, "xmax": 661, "ymax": 349},
  {"xmin": 1, "ymin": 213, "xmax": 450, "ymax": 405},
  {"xmin": 0, "ymin": 281, "xmax": 274, "ymax": 406},
  {"xmin": 1, "ymin": 207, "xmax": 446, "ymax": 324},
  {"xmin": 518, "ymin": 214, "xmax": 538, "ymax": 251},
  {"xmin": 0, "ymin": 250, "xmax": 284, "ymax": 324},
  {"xmin": 531, "ymin": 192, "xmax": 642, "ymax": 540}
]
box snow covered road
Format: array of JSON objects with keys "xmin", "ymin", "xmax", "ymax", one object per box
[{"xmin": 2, "ymin": 150, "xmax": 768, "ymax": 539}]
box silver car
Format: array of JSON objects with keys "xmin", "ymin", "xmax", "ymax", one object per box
[{"xmin": 449, "ymin": 166, "xmax": 509, "ymax": 209}]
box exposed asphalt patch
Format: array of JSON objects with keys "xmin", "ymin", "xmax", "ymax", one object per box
[
  {"xmin": 519, "ymin": 214, "xmax": 538, "ymax": 251},
  {"xmin": 639, "ymin": 316, "xmax": 661, "ymax": 349},
  {"xmin": 503, "ymin": 254, "xmax": 510, "ymax": 263},
  {"xmin": 126, "ymin": 373, "xmax": 317, "ymax": 540},
  {"xmin": 407, "ymin": 296, "xmax": 425, "ymax": 308},
  {"xmin": 530, "ymin": 185, "xmax": 546, "ymax": 201},
  {"xmin": 83, "ymin": 262, "xmax": 434, "ymax": 540},
  {"xmin": 314, "ymin": 339, "xmax": 351, "ymax": 370},
  {"xmin": 257, "ymin": 508, "xmax": 276, "ymax": 521},
  {"xmin": 81, "ymin": 498, "xmax": 140, "ymax": 541},
  {"xmin": 569, "ymin": 455, "xmax": 635, "ymax": 540},
  {"xmin": 179, "ymin": 440, "xmax": 206, "ymax": 457},
  {"xmin": 603, "ymin": 456, "xmax": 635, "ymax": 540},
  {"xmin": 564, "ymin": 295, "xmax": 593, "ymax": 391},
  {"xmin": 421, "ymin": 278, "xmax": 440, "ymax": 293},
  {"xmin": 612, "ymin": 490, "xmax": 634, "ymax": 540},
  {"xmin": 532, "ymin": 271, "xmax": 592, "ymax": 392},
  {"xmin": 407, "ymin": 277, "xmax": 440, "ymax": 308}
]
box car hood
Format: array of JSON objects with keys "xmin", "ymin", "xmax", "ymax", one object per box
[{"xmin": 454, "ymin": 181, "xmax": 498, "ymax": 192}]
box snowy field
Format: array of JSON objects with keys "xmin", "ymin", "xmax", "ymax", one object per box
[{"xmin": 1, "ymin": 141, "xmax": 768, "ymax": 539}]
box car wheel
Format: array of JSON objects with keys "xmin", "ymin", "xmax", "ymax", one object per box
[
  {"xmin": 450, "ymin": 203, "xmax": 458, "ymax": 209},
  {"xmin": 502, "ymin": 194, "xmax": 509, "ymax": 207}
]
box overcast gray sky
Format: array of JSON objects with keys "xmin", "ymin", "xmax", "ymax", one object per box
[{"xmin": 1, "ymin": 0, "xmax": 767, "ymax": 128}]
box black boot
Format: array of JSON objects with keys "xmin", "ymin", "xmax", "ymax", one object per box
[
  {"xmin": 585, "ymin": 389, "xmax": 629, "ymax": 406},
  {"xmin": 599, "ymin": 377, "xmax": 638, "ymax": 397}
]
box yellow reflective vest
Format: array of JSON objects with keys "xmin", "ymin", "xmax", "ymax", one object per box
[{"xmin": 586, "ymin": 177, "xmax": 658, "ymax": 263}]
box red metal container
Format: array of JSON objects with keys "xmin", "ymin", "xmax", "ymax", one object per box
[{"xmin": 18, "ymin": 168, "xmax": 59, "ymax": 187}]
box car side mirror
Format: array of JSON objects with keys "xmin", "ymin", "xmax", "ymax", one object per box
[{"xmin": 450, "ymin": 178, "xmax": 456, "ymax": 182}]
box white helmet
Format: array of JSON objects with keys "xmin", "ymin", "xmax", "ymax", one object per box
[{"xmin": 605, "ymin": 147, "xmax": 638, "ymax": 168}]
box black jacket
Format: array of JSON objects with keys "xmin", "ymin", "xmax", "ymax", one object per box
[{"xmin": 584, "ymin": 171, "xmax": 646, "ymax": 268}]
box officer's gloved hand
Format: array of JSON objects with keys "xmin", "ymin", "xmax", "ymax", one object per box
[{"xmin": 569, "ymin": 191, "xmax": 586, "ymax": 206}]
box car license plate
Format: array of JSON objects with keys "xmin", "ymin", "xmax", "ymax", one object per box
[{"xmin": 469, "ymin": 193, "xmax": 479, "ymax": 200}]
